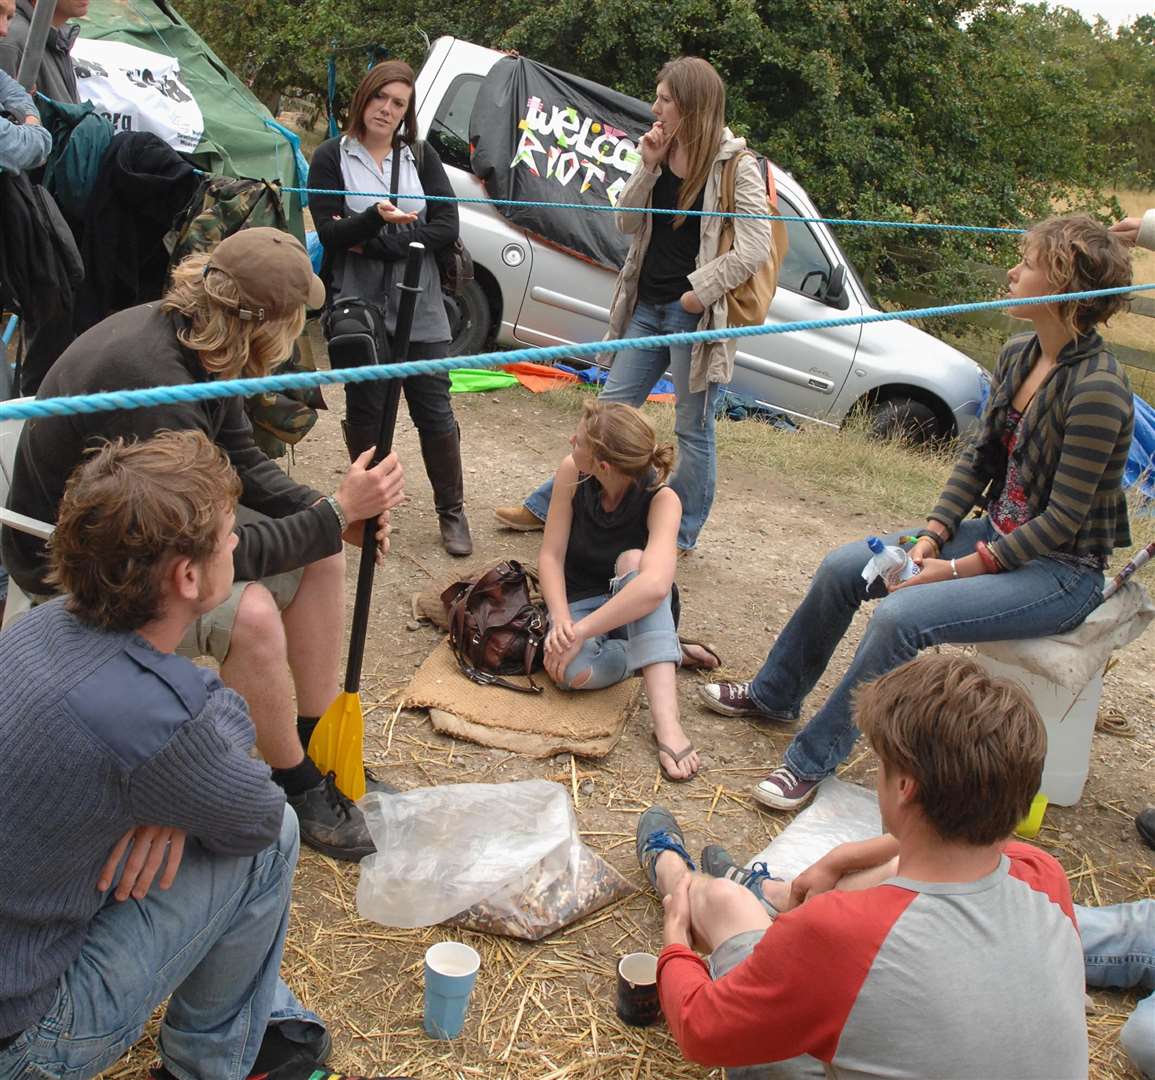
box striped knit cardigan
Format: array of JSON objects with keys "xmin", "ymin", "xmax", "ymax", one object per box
[{"xmin": 930, "ymin": 330, "xmax": 1133, "ymax": 570}]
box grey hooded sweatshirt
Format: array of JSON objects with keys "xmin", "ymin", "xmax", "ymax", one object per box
[{"xmin": 0, "ymin": 0, "xmax": 80, "ymax": 106}]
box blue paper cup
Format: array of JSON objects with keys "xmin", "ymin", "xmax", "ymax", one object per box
[{"xmin": 423, "ymin": 941, "xmax": 481, "ymax": 1039}]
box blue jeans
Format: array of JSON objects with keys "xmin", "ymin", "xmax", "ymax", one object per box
[
  {"xmin": 553, "ymin": 570, "xmax": 682, "ymax": 689},
  {"xmin": 525, "ymin": 300, "xmax": 720, "ymax": 550},
  {"xmin": 748, "ymin": 518, "xmax": 1104, "ymax": 780},
  {"xmin": 1078, "ymin": 901, "xmax": 1155, "ymax": 1078},
  {"xmin": 0, "ymin": 808, "xmax": 322, "ymax": 1080}
]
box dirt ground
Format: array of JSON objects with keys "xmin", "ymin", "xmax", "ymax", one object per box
[{"xmin": 107, "ymin": 375, "xmax": 1155, "ymax": 1079}]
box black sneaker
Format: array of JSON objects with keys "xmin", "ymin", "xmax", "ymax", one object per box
[
  {"xmin": 149, "ymin": 1023, "xmax": 332, "ymax": 1080},
  {"xmin": 289, "ymin": 772, "xmax": 376, "ymax": 861},
  {"xmin": 149, "ymin": 1024, "xmax": 417, "ymax": 1080},
  {"xmin": 700, "ymin": 843, "xmax": 784, "ymax": 914},
  {"xmin": 250, "ymin": 1023, "xmax": 330, "ymax": 1077},
  {"xmin": 1137, "ymin": 807, "xmax": 1155, "ymax": 851}
]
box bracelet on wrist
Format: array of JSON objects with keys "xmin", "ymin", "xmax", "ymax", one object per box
[
  {"xmin": 914, "ymin": 528, "xmax": 943, "ymax": 554},
  {"xmin": 976, "ymin": 540, "xmax": 1002, "ymax": 575},
  {"xmin": 322, "ymin": 494, "xmax": 347, "ymax": 533}
]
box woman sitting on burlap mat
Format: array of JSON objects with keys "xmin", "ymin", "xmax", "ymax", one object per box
[{"xmin": 536, "ymin": 401, "xmax": 720, "ymax": 781}]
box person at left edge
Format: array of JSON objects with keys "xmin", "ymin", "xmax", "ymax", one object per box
[
  {"xmin": 0, "ymin": 0, "xmax": 85, "ymax": 106},
  {"xmin": 1, "ymin": 228, "xmax": 406, "ymax": 863},
  {"xmin": 0, "ymin": 430, "xmax": 412, "ymax": 1080},
  {"xmin": 0, "ymin": 0, "xmax": 50, "ymax": 174},
  {"xmin": 309, "ymin": 59, "xmax": 474, "ymax": 556}
]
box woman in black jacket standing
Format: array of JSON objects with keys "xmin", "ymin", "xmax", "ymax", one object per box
[{"xmin": 309, "ymin": 60, "xmax": 472, "ymax": 555}]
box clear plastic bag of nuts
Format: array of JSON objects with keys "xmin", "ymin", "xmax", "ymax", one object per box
[
  {"xmin": 449, "ymin": 829, "xmax": 633, "ymax": 941},
  {"xmin": 357, "ymin": 779, "xmax": 634, "ymax": 940}
]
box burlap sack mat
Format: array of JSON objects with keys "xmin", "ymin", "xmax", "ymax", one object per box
[{"xmin": 405, "ymin": 638, "xmax": 642, "ymax": 759}]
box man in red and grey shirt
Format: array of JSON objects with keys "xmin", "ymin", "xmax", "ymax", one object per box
[{"xmin": 637, "ymin": 653, "xmax": 1088, "ymax": 1079}]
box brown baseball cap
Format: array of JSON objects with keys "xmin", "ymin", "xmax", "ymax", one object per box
[{"xmin": 205, "ymin": 227, "xmax": 326, "ymax": 321}]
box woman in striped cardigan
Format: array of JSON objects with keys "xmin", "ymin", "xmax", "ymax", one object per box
[{"xmin": 699, "ymin": 215, "xmax": 1135, "ymax": 811}]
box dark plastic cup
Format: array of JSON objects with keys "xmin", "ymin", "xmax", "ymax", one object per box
[{"xmin": 616, "ymin": 951, "xmax": 661, "ymax": 1027}]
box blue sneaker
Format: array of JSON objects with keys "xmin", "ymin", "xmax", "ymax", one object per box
[
  {"xmin": 636, "ymin": 806, "xmax": 696, "ymax": 891},
  {"xmin": 700, "ymin": 844, "xmax": 783, "ymax": 913}
]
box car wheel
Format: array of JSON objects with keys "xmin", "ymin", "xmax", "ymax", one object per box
[
  {"xmin": 867, "ymin": 397, "xmax": 940, "ymax": 444},
  {"xmin": 445, "ymin": 279, "xmax": 492, "ymax": 358}
]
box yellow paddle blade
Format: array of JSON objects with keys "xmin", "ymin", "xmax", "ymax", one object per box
[{"xmin": 308, "ymin": 691, "xmax": 366, "ymax": 801}]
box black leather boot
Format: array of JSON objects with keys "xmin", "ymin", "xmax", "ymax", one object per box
[
  {"xmin": 419, "ymin": 425, "xmax": 473, "ymax": 556},
  {"xmin": 341, "ymin": 418, "xmax": 379, "ymax": 463}
]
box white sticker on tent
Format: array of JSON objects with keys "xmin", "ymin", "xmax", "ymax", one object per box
[{"xmin": 72, "ymin": 38, "xmax": 204, "ymax": 153}]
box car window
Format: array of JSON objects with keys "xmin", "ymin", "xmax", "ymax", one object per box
[
  {"xmin": 777, "ymin": 193, "xmax": 834, "ymax": 300},
  {"xmin": 426, "ymin": 74, "xmax": 483, "ymax": 173}
]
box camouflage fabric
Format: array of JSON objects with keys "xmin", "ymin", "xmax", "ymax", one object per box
[
  {"xmin": 244, "ymin": 347, "xmax": 326, "ymax": 460},
  {"xmin": 168, "ymin": 177, "xmax": 320, "ymax": 460},
  {"xmin": 166, "ymin": 176, "xmax": 289, "ymax": 266}
]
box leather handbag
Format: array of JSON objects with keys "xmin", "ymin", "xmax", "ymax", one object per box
[
  {"xmin": 717, "ymin": 150, "xmax": 788, "ymax": 327},
  {"xmin": 440, "ymin": 560, "xmax": 547, "ymax": 694},
  {"xmin": 438, "ymin": 237, "xmax": 474, "ymax": 297}
]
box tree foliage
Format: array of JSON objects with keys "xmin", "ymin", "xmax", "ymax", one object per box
[{"xmin": 177, "ymin": 0, "xmax": 1155, "ymax": 295}]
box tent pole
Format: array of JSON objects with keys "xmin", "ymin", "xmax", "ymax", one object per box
[{"xmin": 16, "ymin": 0, "xmax": 58, "ymax": 91}]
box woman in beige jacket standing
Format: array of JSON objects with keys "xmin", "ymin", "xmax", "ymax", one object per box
[{"xmin": 497, "ymin": 57, "xmax": 773, "ymax": 552}]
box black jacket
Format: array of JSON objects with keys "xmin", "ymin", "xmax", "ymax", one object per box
[
  {"xmin": 307, "ymin": 136, "xmax": 459, "ymax": 298},
  {"xmin": 74, "ymin": 132, "xmax": 199, "ymax": 333},
  {"xmin": 2, "ymin": 304, "xmax": 338, "ymax": 594}
]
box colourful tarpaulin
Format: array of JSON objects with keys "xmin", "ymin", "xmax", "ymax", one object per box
[{"xmin": 448, "ymin": 368, "xmax": 519, "ymax": 393}]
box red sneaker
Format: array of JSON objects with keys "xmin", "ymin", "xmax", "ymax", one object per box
[{"xmin": 753, "ymin": 766, "xmax": 820, "ymax": 811}]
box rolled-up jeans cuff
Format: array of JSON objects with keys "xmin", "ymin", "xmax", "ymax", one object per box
[
  {"xmin": 268, "ymin": 978, "xmax": 325, "ymax": 1042},
  {"xmin": 523, "ymin": 491, "xmax": 550, "ymax": 521},
  {"xmin": 625, "ymin": 628, "xmax": 683, "ymax": 671}
]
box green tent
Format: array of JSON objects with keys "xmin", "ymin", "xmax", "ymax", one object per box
[{"xmin": 76, "ymin": 0, "xmax": 304, "ymax": 237}]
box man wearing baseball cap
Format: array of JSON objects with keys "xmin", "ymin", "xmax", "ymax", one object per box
[{"xmin": 2, "ymin": 228, "xmax": 404, "ymax": 862}]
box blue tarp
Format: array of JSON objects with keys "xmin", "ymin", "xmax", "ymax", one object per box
[
  {"xmin": 554, "ymin": 362, "xmax": 676, "ymax": 397},
  {"xmin": 306, "ymin": 230, "xmax": 323, "ymax": 273},
  {"xmin": 1126, "ymin": 393, "xmax": 1155, "ymax": 504}
]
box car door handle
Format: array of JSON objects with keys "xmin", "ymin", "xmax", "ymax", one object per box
[{"xmin": 808, "ymin": 376, "xmax": 833, "ymax": 391}]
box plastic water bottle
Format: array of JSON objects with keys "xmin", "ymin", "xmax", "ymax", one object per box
[{"xmin": 862, "ymin": 536, "xmax": 920, "ymax": 590}]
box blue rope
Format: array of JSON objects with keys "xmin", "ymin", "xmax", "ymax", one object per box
[
  {"xmin": 287, "ymin": 183, "xmax": 1026, "ymax": 234},
  {"xmin": 2, "ymin": 284, "xmax": 1149, "ymax": 424}
]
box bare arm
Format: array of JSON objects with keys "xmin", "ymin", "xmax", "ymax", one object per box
[
  {"xmin": 1111, "ymin": 210, "xmax": 1155, "ymax": 250},
  {"xmin": 539, "ymin": 455, "xmax": 580, "ymax": 634},
  {"xmin": 570, "ymin": 487, "xmax": 680, "ymax": 640},
  {"xmin": 786, "ymin": 834, "xmax": 901, "ymax": 910}
]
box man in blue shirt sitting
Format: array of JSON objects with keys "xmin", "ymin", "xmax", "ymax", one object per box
[{"xmin": 0, "ymin": 430, "xmax": 407, "ymax": 1080}]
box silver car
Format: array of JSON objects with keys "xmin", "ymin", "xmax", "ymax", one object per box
[{"xmin": 415, "ymin": 36, "xmax": 990, "ymax": 441}]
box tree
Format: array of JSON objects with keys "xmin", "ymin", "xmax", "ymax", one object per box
[{"xmin": 177, "ymin": 0, "xmax": 1154, "ymax": 294}]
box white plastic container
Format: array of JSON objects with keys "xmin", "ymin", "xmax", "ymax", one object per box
[
  {"xmin": 862, "ymin": 536, "xmax": 920, "ymax": 590},
  {"xmin": 975, "ymin": 647, "xmax": 1103, "ymax": 806}
]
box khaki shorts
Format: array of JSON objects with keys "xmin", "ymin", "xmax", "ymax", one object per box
[
  {"xmin": 176, "ymin": 569, "xmax": 303, "ymax": 664},
  {"xmin": 12, "ymin": 568, "xmax": 303, "ymax": 662},
  {"xmin": 708, "ymin": 930, "xmax": 825, "ymax": 1080}
]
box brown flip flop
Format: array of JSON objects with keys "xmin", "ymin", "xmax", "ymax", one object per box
[
  {"xmin": 655, "ymin": 738, "xmax": 699, "ymax": 783},
  {"xmin": 679, "ymin": 638, "xmax": 723, "ymax": 671}
]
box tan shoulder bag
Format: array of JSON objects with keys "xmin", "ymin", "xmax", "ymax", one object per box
[{"xmin": 718, "ymin": 150, "xmax": 789, "ymax": 327}]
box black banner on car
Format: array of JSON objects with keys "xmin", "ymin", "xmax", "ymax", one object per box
[{"xmin": 469, "ymin": 56, "xmax": 654, "ymax": 271}]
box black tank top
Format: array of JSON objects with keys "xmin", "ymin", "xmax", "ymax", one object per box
[
  {"xmin": 638, "ymin": 166, "xmax": 703, "ymax": 304},
  {"xmin": 563, "ymin": 472, "xmax": 663, "ymax": 602}
]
